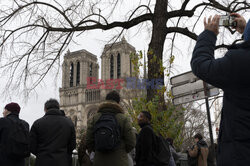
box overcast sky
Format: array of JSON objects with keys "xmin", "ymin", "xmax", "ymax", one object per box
[{"xmin": 0, "ymin": 0, "xmax": 248, "ymax": 126}]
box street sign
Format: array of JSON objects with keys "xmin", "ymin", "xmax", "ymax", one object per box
[
  {"xmin": 170, "ymin": 71, "xmax": 198, "ymax": 86},
  {"xmin": 173, "ymin": 88, "xmax": 219, "ymax": 105},
  {"xmin": 170, "ymin": 71, "xmax": 219, "ymax": 105},
  {"xmin": 172, "ymin": 80, "xmax": 214, "ymax": 97},
  {"xmin": 171, "ymin": 71, "xmax": 218, "ymax": 162}
]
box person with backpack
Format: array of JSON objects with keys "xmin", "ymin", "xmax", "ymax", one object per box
[
  {"xmin": 135, "ymin": 111, "xmax": 154, "ymax": 166},
  {"xmin": 85, "ymin": 90, "xmax": 136, "ymax": 166},
  {"xmin": 30, "ymin": 99, "xmax": 76, "ymax": 166},
  {"xmin": 188, "ymin": 133, "xmax": 209, "ymax": 166},
  {"xmin": 135, "ymin": 111, "xmax": 170, "ymax": 166},
  {"xmin": 0, "ymin": 102, "xmax": 30, "ymax": 166}
]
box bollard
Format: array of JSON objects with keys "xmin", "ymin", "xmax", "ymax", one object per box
[{"xmin": 72, "ymin": 149, "xmax": 78, "ymax": 166}]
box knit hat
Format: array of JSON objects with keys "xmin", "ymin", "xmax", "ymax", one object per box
[
  {"xmin": 243, "ymin": 20, "xmax": 250, "ymax": 41},
  {"xmin": 4, "ymin": 102, "xmax": 21, "ymax": 114}
]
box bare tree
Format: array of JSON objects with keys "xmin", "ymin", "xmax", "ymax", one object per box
[
  {"xmin": 179, "ymin": 103, "xmax": 209, "ymax": 151},
  {"xmin": 0, "ymin": 0, "xmax": 249, "ymax": 102}
]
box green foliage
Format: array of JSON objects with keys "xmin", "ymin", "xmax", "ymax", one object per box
[
  {"xmin": 130, "ymin": 51, "xmax": 143, "ymax": 76},
  {"xmin": 128, "ymin": 50, "xmax": 184, "ymax": 148},
  {"xmin": 128, "ymin": 94, "xmax": 185, "ymax": 148}
]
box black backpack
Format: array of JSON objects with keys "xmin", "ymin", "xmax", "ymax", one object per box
[
  {"xmin": 94, "ymin": 113, "xmax": 120, "ymax": 152},
  {"xmin": 5, "ymin": 118, "xmax": 30, "ymax": 159},
  {"xmin": 153, "ymin": 134, "xmax": 171, "ymax": 166}
]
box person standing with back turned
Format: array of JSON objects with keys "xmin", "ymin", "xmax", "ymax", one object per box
[
  {"xmin": 30, "ymin": 99, "xmax": 76, "ymax": 166},
  {"xmin": 86, "ymin": 90, "xmax": 136, "ymax": 166},
  {"xmin": 0, "ymin": 102, "xmax": 29, "ymax": 166}
]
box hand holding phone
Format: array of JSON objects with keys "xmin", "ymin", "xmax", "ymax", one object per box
[{"xmin": 230, "ymin": 13, "xmax": 247, "ymax": 34}]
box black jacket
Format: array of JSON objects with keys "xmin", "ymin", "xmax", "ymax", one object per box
[
  {"xmin": 191, "ymin": 29, "xmax": 250, "ymax": 166},
  {"xmin": 30, "ymin": 108, "xmax": 76, "ymax": 166},
  {"xmin": 135, "ymin": 123, "xmax": 155, "ymax": 166},
  {"xmin": 0, "ymin": 113, "xmax": 29, "ymax": 166}
]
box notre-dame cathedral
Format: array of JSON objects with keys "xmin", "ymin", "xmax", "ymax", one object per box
[{"xmin": 59, "ymin": 37, "xmax": 145, "ymax": 133}]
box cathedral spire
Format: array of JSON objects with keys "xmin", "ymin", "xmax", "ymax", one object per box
[{"xmin": 121, "ymin": 36, "xmax": 126, "ymax": 42}]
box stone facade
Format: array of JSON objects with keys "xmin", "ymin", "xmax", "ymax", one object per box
[{"xmin": 59, "ymin": 38, "xmax": 144, "ymax": 134}]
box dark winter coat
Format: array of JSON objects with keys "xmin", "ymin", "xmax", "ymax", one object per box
[
  {"xmin": 30, "ymin": 108, "xmax": 76, "ymax": 166},
  {"xmin": 135, "ymin": 124, "xmax": 156, "ymax": 166},
  {"xmin": 86, "ymin": 101, "xmax": 136, "ymax": 166},
  {"xmin": 207, "ymin": 144, "xmax": 217, "ymax": 166},
  {"xmin": 0, "ymin": 113, "xmax": 29, "ymax": 166},
  {"xmin": 191, "ymin": 29, "xmax": 250, "ymax": 166}
]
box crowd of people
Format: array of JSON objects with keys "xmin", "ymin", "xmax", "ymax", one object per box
[
  {"xmin": 0, "ymin": 99, "xmax": 76, "ymax": 166},
  {"xmin": 0, "ymin": 91, "xmax": 201, "ymax": 166},
  {"xmin": 0, "ymin": 13, "xmax": 249, "ymax": 166}
]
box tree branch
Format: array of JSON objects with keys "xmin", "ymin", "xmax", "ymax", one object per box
[
  {"xmin": 166, "ymin": 27, "xmax": 198, "ymax": 40},
  {"xmin": 48, "ymin": 13, "xmax": 153, "ymax": 32},
  {"xmin": 1, "ymin": 1, "xmax": 74, "ymax": 27}
]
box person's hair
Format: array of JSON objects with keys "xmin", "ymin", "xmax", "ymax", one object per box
[
  {"xmin": 105, "ymin": 90, "xmax": 120, "ymax": 103},
  {"xmin": 141, "ymin": 111, "xmax": 152, "ymax": 121},
  {"xmin": 166, "ymin": 138, "xmax": 174, "ymax": 146},
  {"xmin": 194, "ymin": 133, "xmax": 203, "ymax": 140},
  {"xmin": 44, "ymin": 99, "xmax": 60, "ymax": 110}
]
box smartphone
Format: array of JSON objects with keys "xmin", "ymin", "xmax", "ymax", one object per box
[{"xmin": 219, "ymin": 15, "xmax": 237, "ymax": 27}]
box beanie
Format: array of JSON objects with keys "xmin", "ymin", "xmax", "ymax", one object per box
[
  {"xmin": 4, "ymin": 102, "xmax": 21, "ymax": 114},
  {"xmin": 243, "ymin": 20, "xmax": 250, "ymax": 41}
]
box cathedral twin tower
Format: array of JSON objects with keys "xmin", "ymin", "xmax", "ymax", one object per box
[{"xmin": 59, "ymin": 37, "xmax": 138, "ymax": 132}]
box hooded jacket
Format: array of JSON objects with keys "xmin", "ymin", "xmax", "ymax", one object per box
[
  {"xmin": 191, "ymin": 22, "xmax": 250, "ymax": 166},
  {"xmin": 86, "ymin": 101, "xmax": 136, "ymax": 166}
]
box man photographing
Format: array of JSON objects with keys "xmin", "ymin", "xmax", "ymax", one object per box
[{"xmin": 191, "ymin": 13, "xmax": 250, "ymax": 166}]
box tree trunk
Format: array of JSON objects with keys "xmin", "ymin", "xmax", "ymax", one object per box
[{"xmin": 147, "ymin": 0, "xmax": 168, "ymax": 106}]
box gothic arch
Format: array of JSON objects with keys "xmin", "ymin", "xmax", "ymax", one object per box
[
  {"xmin": 69, "ymin": 109, "xmax": 75, "ymax": 116},
  {"xmin": 70, "ymin": 62, "xmax": 74, "ymax": 87},
  {"xmin": 73, "ymin": 116, "xmax": 77, "ymax": 127},
  {"xmin": 117, "ymin": 53, "xmax": 121, "ymax": 78},
  {"xmin": 86, "ymin": 105, "xmax": 98, "ymax": 119},
  {"xmin": 110, "ymin": 54, "xmax": 114, "ymax": 79},
  {"xmin": 68, "ymin": 109, "xmax": 77, "ymax": 127},
  {"xmin": 76, "ymin": 61, "xmax": 80, "ymax": 86},
  {"xmin": 89, "ymin": 62, "xmax": 93, "ymax": 83}
]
